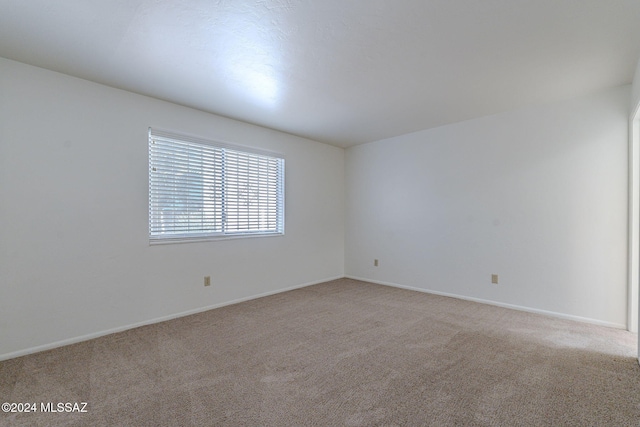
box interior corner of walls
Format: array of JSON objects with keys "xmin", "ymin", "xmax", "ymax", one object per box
[{"xmin": 0, "ymin": 59, "xmax": 347, "ymax": 362}]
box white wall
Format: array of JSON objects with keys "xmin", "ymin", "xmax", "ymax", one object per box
[
  {"xmin": 0, "ymin": 55, "xmax": 633, "ymax": 360},
  {"xmin": 632, "ymin": 58, "xmax": 640, "ymax": 114},
  {"xmin": 0, "ymin": 58, "xmax": 345, "ymax": 360},
  {"xmin": 346, "ymin": 86, "xmax": 630, "ymax": 328},
  {"xmin": 632, "ymin": 59, "xmax": 640, "ymax": 359}
]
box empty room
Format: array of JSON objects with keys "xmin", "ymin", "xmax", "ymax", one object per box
[{"xmin": 2, "ymin": 1, "xmax": 640, "ymax": 425}]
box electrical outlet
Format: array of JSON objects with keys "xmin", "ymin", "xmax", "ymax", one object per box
[
  {"xmin": 374, "ymin": 259, "xmax": 379, "ymax": 267},
  {"xmin": 204, "ymin": 276, "xmax": 211, "ymax": 287},
  {"xmin": 491, "ymin": 274, "xmax": 498, "ymax": 284}
]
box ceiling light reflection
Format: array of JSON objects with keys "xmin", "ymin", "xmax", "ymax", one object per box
[{"xmin": 219, "ymin": 22, "xmax": 283, "ymax": 109}]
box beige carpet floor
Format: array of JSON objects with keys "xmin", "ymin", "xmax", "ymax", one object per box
[{"xmin": 1, "ymin": 278, "xmax": 639, "ymax": 426}]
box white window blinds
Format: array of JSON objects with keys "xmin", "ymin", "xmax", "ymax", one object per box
[{"xmin": 149, "ymin": 129, "xmax": 284, "ymax": 243}]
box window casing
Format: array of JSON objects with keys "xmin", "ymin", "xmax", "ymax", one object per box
[{"xmin": 148, "ymin": 129, "xmax": 284, "ymax": 243}]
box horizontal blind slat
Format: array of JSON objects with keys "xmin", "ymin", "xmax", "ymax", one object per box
[{"xmin": 149, "ymin": 129, "xmax": 284, "ymax": 240}]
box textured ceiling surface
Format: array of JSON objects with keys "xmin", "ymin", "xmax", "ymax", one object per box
[{"xmin": 1, "ymin": 0, "xmax": 640, "ymax": 147}]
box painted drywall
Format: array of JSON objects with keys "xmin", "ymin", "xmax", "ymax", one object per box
[
  {"xmin": 632, "ymin": 58, "xmax": 640, "ymax": 359},
  {"xmin": 0, "ymin": 58, "xmax": 345, "ymax": 359},
  {"xmin": 346, "ymin": 86, "xmax": 630, "ymax": 328},
  {"xmin": 632, "ymin": 58, "xmax": 640, "ymax": 115}
]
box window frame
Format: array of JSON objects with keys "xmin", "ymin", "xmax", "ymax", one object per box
[{"xmin": 148, "ymin": 128, "xmax": 285, "ymax": 245}]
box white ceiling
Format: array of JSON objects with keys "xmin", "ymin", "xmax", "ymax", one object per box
[{"xmin": 1, "ymin": 0, "xmax": 639, "ymax": 148}]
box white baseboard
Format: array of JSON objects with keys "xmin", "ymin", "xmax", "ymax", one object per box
[
  {"xmin": 0, "ymin": 275, "xmax": 343, "ymax": 362},
  {"xmin": 345, "ymin": 275, "xmax": 627, "ymax": 330}
]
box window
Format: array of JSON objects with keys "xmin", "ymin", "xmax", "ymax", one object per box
[{"xmin": 148, "ymin": 128, "xmax": 284, "ymax": 243}]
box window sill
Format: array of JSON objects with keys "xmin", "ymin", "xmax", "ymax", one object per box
[{"xmin": 148, "ymin": 232, "xmax": 285, "ymax": 246}]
